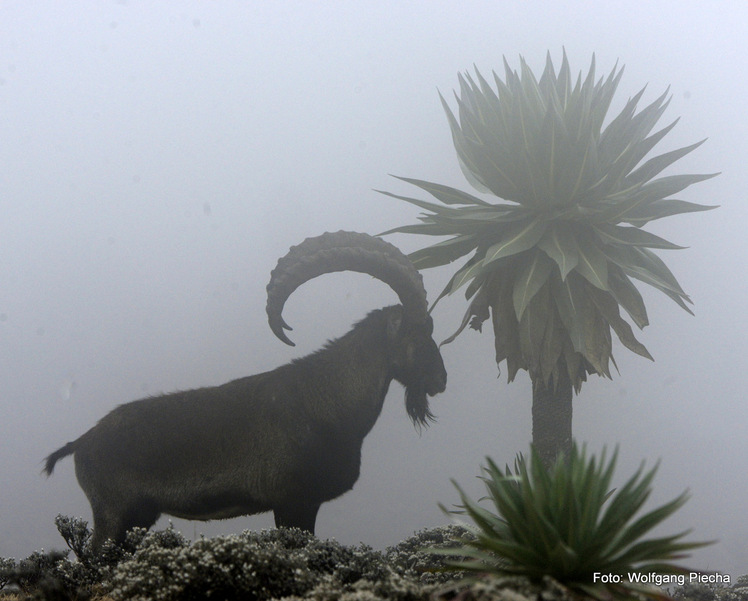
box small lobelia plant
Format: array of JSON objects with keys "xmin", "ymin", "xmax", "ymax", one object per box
[{"xmin": 441, "ymin": 443, "xmax": 712, "ymax": 600}]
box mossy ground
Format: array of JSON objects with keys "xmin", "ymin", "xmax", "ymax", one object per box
[
  {"xmin": 0, "ymin": 518, "xmax": 742, "ymax": 601},
  {"xmin": 0, "ymin": 519, "xmax": 467, "ymax": 601}
]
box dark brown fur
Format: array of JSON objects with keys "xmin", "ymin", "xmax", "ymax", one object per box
[{"xmin": 44, "ymin": 306, "xmax": 446, "ymax": 551}]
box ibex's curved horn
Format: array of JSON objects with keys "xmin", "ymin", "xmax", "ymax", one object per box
[{"xmin": 266, "ymin": 231, "xmax": 428, "ymax": 346}]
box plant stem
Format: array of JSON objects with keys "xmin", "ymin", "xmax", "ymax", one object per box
[{"xmin": 531, "ymin": 367, "xmax": 573, "ymax": 469}]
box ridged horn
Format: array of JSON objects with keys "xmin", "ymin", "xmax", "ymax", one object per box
[{"xmin": 266, "ymin": 231, "xmax": 428, "ymax": 346}]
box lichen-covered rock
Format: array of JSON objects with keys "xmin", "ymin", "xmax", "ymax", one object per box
[
  {"xmin": 385, "ymin": 524, "xmax": 473, "ymax": 586},
  {"xmin": 673, "ymin": 578, "xmax": 748, "ymax": 601},
  {"xmin": 432, "ymin": 575, "xmax": 583, "ymax": 601}
]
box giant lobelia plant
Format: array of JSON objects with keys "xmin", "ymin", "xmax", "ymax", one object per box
[{"xmin": 379, "ymin": 51, "xmax": 717, "ymax": 466}]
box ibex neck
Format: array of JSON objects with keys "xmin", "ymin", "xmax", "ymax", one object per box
[{"xmin": 291, "ymin": 315, "xmax": 394, "ymax": 439}]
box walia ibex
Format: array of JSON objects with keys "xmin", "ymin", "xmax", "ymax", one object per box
[{"xmin": 44, "ymin": 231, "xmax": 447, "ymax": 551}]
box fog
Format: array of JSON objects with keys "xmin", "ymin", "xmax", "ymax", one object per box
[{"xmin": 1, "ymin": 0, "xmax": 745, "ymax": 578}]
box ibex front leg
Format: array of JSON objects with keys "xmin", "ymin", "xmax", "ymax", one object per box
[{"xmin": 274, "ymin": 502, "xmax": 321, "ymax": 533}]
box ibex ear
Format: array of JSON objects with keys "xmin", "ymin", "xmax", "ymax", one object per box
[{"xmin": 386, "ymin": 311, "xmax": 403, "ymax": 339}]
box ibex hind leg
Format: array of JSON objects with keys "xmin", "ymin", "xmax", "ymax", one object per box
[
  {"xmin": 273, "ymin": 502, "xmax": 321, "ymax": 534},
  {"xmin": 90, "ymin": 499, "xmax": 160, "ymax": 552}
]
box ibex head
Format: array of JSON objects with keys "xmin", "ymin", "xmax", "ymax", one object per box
[{"xmin": 265, "ymin": 231, "xmax": 447, "ymax": 426}]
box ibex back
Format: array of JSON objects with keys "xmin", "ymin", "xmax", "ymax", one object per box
[{"xmin": 44, "ymin": 231, "xmax": 447, "ymax": 551}]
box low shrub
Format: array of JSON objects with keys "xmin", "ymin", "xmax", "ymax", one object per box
[{"xmin": 0, "ymin": 518, "xmax": 470, "ymax": 600}]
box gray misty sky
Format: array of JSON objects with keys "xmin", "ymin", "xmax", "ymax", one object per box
[{"xmin": 1, "ymin": 0, "xmax": 745, "ymax": 577}]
